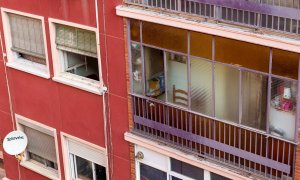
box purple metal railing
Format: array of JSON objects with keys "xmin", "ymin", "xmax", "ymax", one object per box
[
  {"xmin": 131, "ymin": 94, "xmax": 296, "ymax": 179},
  {"xmin": 125, "ymin": 0, "xmax": 300, "ymax": 35}
]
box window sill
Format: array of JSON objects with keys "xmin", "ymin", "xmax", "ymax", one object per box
[
  {"xmin": 20, "ymin": 161, "xmax": 59, "ymax": 180},
  {"xmin": 6, "ymin": 59, "xmax": 50, "ymax": 79},
  {"xmin": 52, "ymin": 73, "xmax": 105, "ymax": 95}
]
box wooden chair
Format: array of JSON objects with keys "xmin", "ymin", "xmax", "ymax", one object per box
[{"xmin": 173, "ymin": 84, "xmax": 188, "ymax": 107}]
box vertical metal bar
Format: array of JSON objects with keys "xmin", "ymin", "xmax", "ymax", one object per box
[
  {"xmin": 233, "ymin": 126, "xmax": 236, "ymax": 164},
  {"xmin": 266, "ymin": 48, "xmax": 273, "ymax": 133},
  {"xmin": 294, "ymin": 56, "xmax": 300, "ymax": 142},
  {"xmin": 244, "ymin": 129, "xmax": 246, "ymax": 170},
  {"xmin": 276, "ymin": 139, "xmax": 279, "ymax": 178},
  {"xmin": 249, "ymin": 131, "xmax": 252, "ymax": 171},
  {"xmin": 212, "ymin": 36, "xmax": 216, "ymax": 117},
  {"xmin": 239, "ymin": 70, "xmax": 242, "ymax": 125},
  {"xmin": 164, "ymin": 51, "xmax": 168, "ymax": 102},
  {"xmin": 270, "ymin": 138, "xmax": 274, "ymax": 177},
  {"xmin": 260, "ymin": 134, "xmax": 262, "ymax": 173},
  {"xmin": 187, "ymin": 32, "xmax": 191, "ymax": 110}
]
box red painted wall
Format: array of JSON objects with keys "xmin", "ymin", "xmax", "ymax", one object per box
[{"xmin": 0, "ymin": 0, "xmax": 130, "ymax": 179}]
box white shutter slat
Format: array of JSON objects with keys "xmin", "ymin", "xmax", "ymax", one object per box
[
  {"xmin": 68, "ymin": 139, "xmax": 106, "ymax": 167},
  {"xmin": 56, "ymin": 24, "xmax": 97, "ymax": 57},
  {"xmin": 24, "ymin": 126, "xmax": 57, "ymax": 163},
  {"xmin": 8, "ymin": 13, "xmax": 45, "ymax": 58}
]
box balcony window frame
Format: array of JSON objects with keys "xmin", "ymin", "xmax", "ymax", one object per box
[
  {"xmin": 15, "ymin": 114, "xmax": 61, "ymax": 180},
  {"xmin": 1, "ymin": 8, "xmax": 50, "ymax": 79},
  {"xmin": 48, "ymin": 18, "xmax": 103, "ymax": 95},
  {"xmin": 127, "ymin": 19, "xmax": 300, "ymax": 142}
]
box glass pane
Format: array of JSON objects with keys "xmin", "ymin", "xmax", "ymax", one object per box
[
  {"xmin": 131, "ymin": 43, "xmax": 143, "ymax": 94},
  {"xmin": 211, "ymin": 172, "xmax": 231, "ymax": 180},
  {"xmin": 142, "ymin": 22, "xmax": 188, "ymax": 53},
  {"xmin": 191, "ymin": 58, "xmax": 213, "ymax": 116},
  {"xmin": 130, "ymin": 19, "xmax": 140, "ymax": 42},
  {"xmin": 269, "ymin": 77, "xmax": 297, "ymax": 140},
  {"xmin": 76, "ymin": 156, "xmax": 93, "ymax": 180},
  {"xmin": 190, "ymin": 31, "xmax": 212, "ymax": 59},
  {"xmin": 95, "ymin": 164, "xmax": 106, "ymax": 180},
  {"xmin": 166, "ymin": 52, "xmax": 188, "ymax": 107},
  {"xmin": 272, "ymin": 49, "xmax": 299, "ymax": 80},
  {"xmin": 63, "ymin": 51, "xmax": 99, "ymax": 81},
  {"xmin": 140, "ymin": 163, "xmax": 167, "ymax": 180},
  {"xmin": 171, "ymin": 177, "xmax": 182, "ymax": 180},
  {"xmin": 215, "ymin": 37, "xmax": 269, "ymax": 73},
  {"xmin": 215, "ymin": 63, "xmax": 239, "ymax": 123},
  {"xmin": 170, "ymin": 158, "xmax": 204, "ymax": 180},
  {"xmin": 145, "ymin": 47, "xmax": 165, "ymax": 100},
  {"xmin": 241, "ymin": 71, "xmax": 268, "ymax": 130}
]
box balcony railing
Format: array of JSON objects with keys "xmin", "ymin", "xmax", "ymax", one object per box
[
  {"xmin": 125, "ymin": 0, "xmax": 300, "ymax": 36},
  {"xmin": 131, "ymin": 94, "xmax": 297, "ymax": 179}
]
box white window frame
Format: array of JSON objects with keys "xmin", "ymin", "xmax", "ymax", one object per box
[
  {"xmin": 60, "ymin": 132, "xmax": 108, "ymax": 180},
  {"xmin": 1, "ymin": 8, "xmax": 50, "ymax": 79},
  {"xmin": 135, "ymin": 145, "xmax": 225, "ymax": 180},
  {"xmin": 15, "ymin": 114, "xmax": 61, "ymax": 180},
  {"xmin": 48, "ymin": 18, "xmax": 104, "ymax": 95}
]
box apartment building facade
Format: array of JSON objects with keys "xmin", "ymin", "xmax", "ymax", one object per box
[
  {"xmin": 0, "ymin": 0, "xmax": 131, "ymax": 180},
  {"xmin": 117, "ymin": 0, "xmax": 300, "ymax": 179}
]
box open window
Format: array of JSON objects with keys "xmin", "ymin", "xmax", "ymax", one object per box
[
  {"xmin": 49, "ymin": 19, "xmax": 102, "ymax": 94},
  {"xmin": 56, "ymin": 24, "xmax": 99, "ymax": 81}
]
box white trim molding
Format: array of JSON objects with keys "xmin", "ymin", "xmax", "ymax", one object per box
[
  {"xmin": 125, "ymin": 132, "xmax": 252, "ymax": 180},
  {"xmin": 116, "ymin": 5, "xmax": 300, "ymax": 53},
  {"xmin": 1, "ymin": 8, "xmax": 51, "ymax": 79},
  {"xmin": 60, "ymin": 132, "xmax": 108, "ymax": 180},
  {"xmin": 48, "ymin": 18, "xmax": 106, "ymax": 95},
  {"xmin": 15, "ymin": 114, "xmax": 61, "ymax": 180}
]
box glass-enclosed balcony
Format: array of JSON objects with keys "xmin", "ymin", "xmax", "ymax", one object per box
[
  {"xmin": 125, "ymin": 0, "xmax": 300, "ymax": 36},
  {"xmin": 127, "ymin": 19, "xmax": 299, "ymax": 179}
]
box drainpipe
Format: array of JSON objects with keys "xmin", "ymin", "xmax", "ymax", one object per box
[{"xmin": 95, "ymin": 0, "xmax": 113, "ymax": 179}]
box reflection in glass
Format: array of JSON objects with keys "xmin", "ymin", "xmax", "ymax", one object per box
[
  {"xmin": 140, "ymin": 163, "xmax": 167, "ymax": 180},
  {"xmin": 270, "ymin": 77, "xmax": 297, "ymax": 140},
  {"xmin": 142, "ymin": 21, "xmax": 188, "ymax": 53},
  {"xmin": 166, "ymin": 52, "xmax": 188, "ymax": 107},
  {"xmin": 130, "ymin": 19, "xmax": 140, "ymax": 42},
  {"xmin": 144, "ymin": 47, "xmax": 165, "ymax": 100},
  {"xmin": 76, "ymin": 156, "xmax": 93, "ymax": 180},
  {"xmin": 191, "ymin": 58, "xmax": 213, "ymax": 116},
  {"xmin": 215, "ymin": 37, "xmax": 269, "ymax": 73},
  {"xmin": 241, "ymin": 71, "xmax": 268, "ymax": 130},
  {"xmin": 171, "ymin": 158, "xmax": 204, "ymax": 180},
  {"xmin": 215, "ymin": 63, "xmax": 239, "ymax": 123},
  {"xmin": 272, "ymin": 49, "xmax": 299, "ymax": 80},
  {"xmin": 131, "ymin": 43, "xmax": 143, "ymax": 94},
  {"xmin": 95, "ymin": 164, "xmax": 106, "ymax": 180}
]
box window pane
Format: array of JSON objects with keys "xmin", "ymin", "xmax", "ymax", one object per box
[
  {"xmin": 170, "ymin": 158, "xmax": 204, "ymax": 180},
  {"xmin": 76, "ymin": 156, "xmax": 93, "ymax": 180},
  {"xmin": 145, "ymin": 47, "xmax": 165, "ymax": 100},
  {"xmin": 95, "ymin": 164, "xmax": 106, "ymax": 180},
  {"xmin": 62, "ymin": 51, "xmax": 99, "ymax": 81},
  {"xmin": 190, "ymin": 32, "xmax": 212, "ymax": 59},
  {"xmin": 215, "ymin": 37, "xmax": 269, "ymax": 73},
  {"xmin": 131, "ymin": 43, "xmax": 143, "ymax": 94},
  {"xmin": 130, "ymin": 19, "xmax": 140, "ymax": 42},
  {"xmin": 270, "ymin": 77, "xmax": 297, "ymax": 140},
  {"xmin": 272, "ymin": 49, "xmax": 299, "ymax": 80},
  {"xmin": 241, "ymin": 71, "xmax": 268, "ymax": 130},
  {"xmin": 211, "ymin": 172, "xmax": 231, "ymax": 180},
  {"xmin": 166, "ymin": 52, "xmax": 188, "ymax": 107},
  {"xmin": 140, "ymin": 163, "xmax": 167, "ymax": 180},
  {"xmin": 215, "ymin": 63, "xmax": 239, "ymax": 123},
  {"xmin": 142, "ymin": 22, "xmax": 188, "ymax": 53},
  {"xmin": 191, "ymin": 58, "xmax": 213, "ymax": 116}
]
